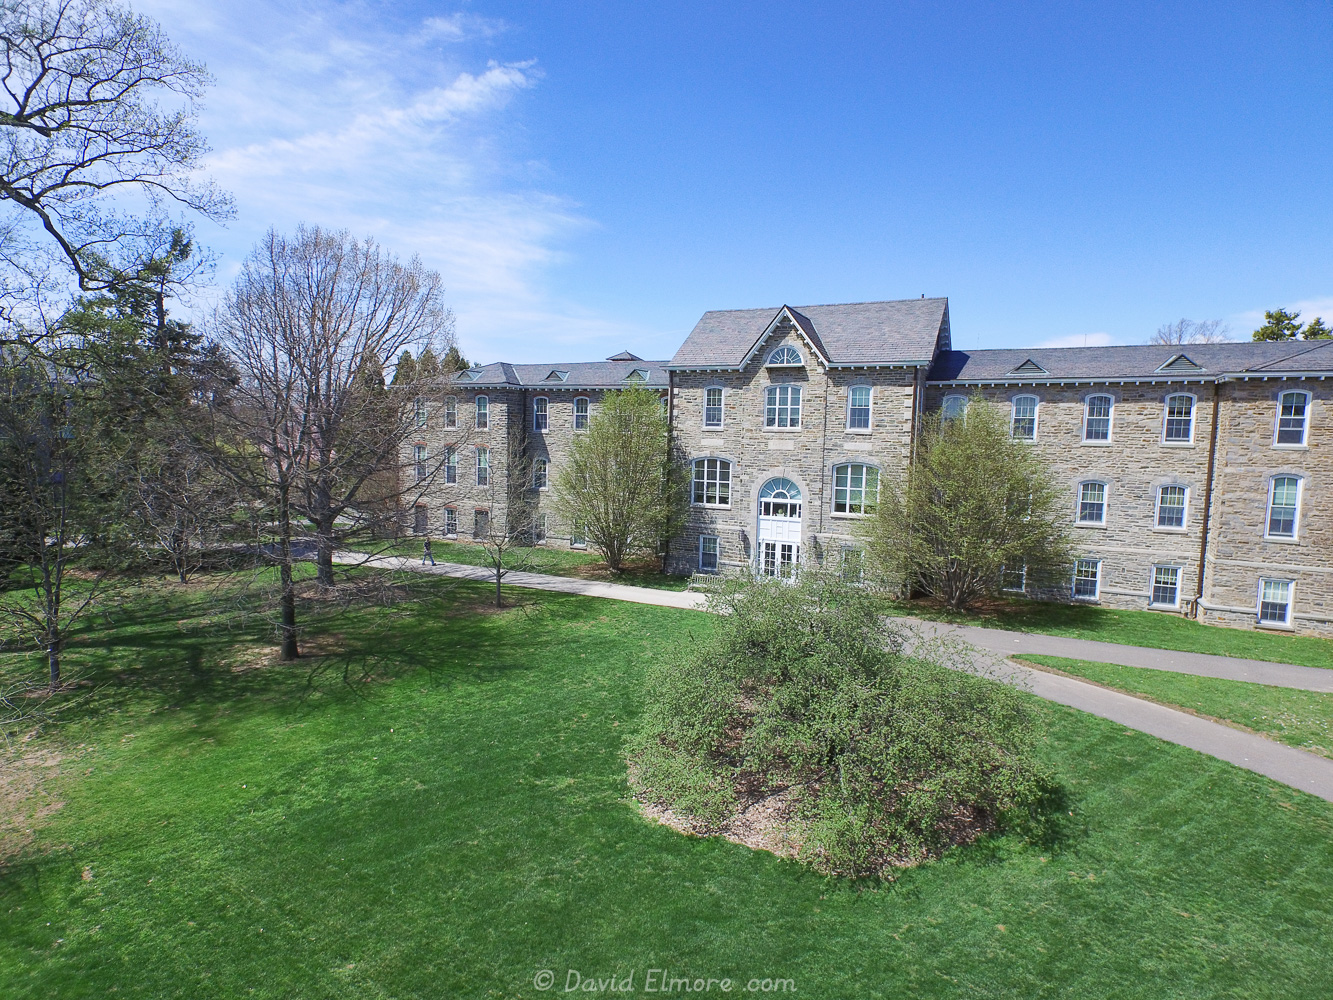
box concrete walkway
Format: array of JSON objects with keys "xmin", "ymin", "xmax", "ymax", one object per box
[
  {"xmin": 342, "ymin": 552, "xmax": 1333, "ymax": 802},
  {"xmin": 912, "ymin": 620, "xmax": 1333, "ymax": 692}
]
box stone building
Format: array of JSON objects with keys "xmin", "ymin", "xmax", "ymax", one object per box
[{"xmin": 407, "ymin": 299, "xmax": 1332, "ymax": 637}]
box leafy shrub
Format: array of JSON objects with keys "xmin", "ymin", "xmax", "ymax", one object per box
[{"xmin": 629, "ymin": 573, "xmax": 1056, "ymax": 876}]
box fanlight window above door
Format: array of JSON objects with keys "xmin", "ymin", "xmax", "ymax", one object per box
[
  {"xmin": 766, "ymin": 345, "xmax": 802, "ymax": 366},
  {"xmin": 758, "ymin": 477, "xmax": 802, "ymax": 517}
]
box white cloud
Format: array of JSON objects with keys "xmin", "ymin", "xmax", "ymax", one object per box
[
  {"xmin": 130, "ymin": 2, "xmax": 631, "ymax": 363},
  {"xmin": 1029, "ymin": 332, "xmax": 1115, "ymax": 349}
]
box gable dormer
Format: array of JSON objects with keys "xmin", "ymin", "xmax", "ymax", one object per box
[
  {"xmin": 544, "ymin": 370, "xmax": 569, "ymax": 382},
  {"xmin": 1007, "ymin": 358, "xmax": 1049, "ymax": 376},
  {"xmin": 623, "ymin": 368, "xmax": 648, "ymax": 382},
  {"xmin": 1156, "ymin": 353, "xmax": 1204, "ymax": 373},
  {"xmin": 459, "ymin": 368, "xmax": 482, "ymax": 381},
  {"xmin": 738, "ymin": 306, "xmax": 830, "ymax": 370}
]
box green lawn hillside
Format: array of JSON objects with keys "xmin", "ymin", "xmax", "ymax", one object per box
[{"xmin": 2, "ymin": 578, "xmax": 1332, "ymax": 998}]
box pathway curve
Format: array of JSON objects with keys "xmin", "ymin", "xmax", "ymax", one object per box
[{"xmin": 341, "ymin": 553, "xmax": 1333, "ymax": 802}]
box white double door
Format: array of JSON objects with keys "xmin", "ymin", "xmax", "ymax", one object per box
[{"xmin": 757, "ymin": 507, "xmax": 802, "ymax": 577}]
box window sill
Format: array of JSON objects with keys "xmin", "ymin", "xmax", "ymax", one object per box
[
  {"xmin": 1072, "ymin": 596, "xmax": 1101, "ymax": 603},
  {"xmin": 1160, "ymin": 441, "xmax": 1195, "ymax": 448},
  {"xmin": 1148, "ymin": 602, "xmax": 1181, "ymax": 612},
  {"xmin": 843, "ymin": 428, "xmax": 872, "ymax": 436},
  {"xmin": 702, "ymin": 425, "xmax": 725, "ymax": 432},
  {"xmin": 1272, "ymin": 443, "xmax": 1308, "ymax": 450},
  {"xmin": 1262, "ymin": 536, "xmax": 1300, "ymax": 544},
  {"xmin": 1079, "ymin": 440, "xmax": 1113, "ymax": 446},
  {"xmin": 692, "ymin": 503, "xmax": 732, "ymax": 510},
  {"xmin": 1151, "ymin": 526, "xmax": 1189, "ymax": 534},
  {"xmin": 762, "ymin": 426, "xmax": 802, "ymax": 432},
  {"xmin": 1256, "ymin": 620, "xmax": 1295, "ymax": 632},
  {"xmin": 830, "ymin": 512, "xmax": 870, "ymax": 520},
  {"xmin": 1073, "ymin": 521, "xmax": 1107, "ymax": 529}
]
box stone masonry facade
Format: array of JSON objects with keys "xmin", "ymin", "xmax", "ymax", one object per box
[{"xmin": 401, "ymin": 299, "xmax": 1333, "ymax": 638}]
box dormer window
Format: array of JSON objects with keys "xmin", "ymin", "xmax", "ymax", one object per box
[
  {"xmin": 766, "ymin": 345, "xmax": 802, "ymax": 367},
  {"xmin": 624, "ymin": 369, "xmax": 648, "ymax": 382}
]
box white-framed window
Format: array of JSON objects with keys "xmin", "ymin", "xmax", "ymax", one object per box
[
  {"xmin": 1163, "ymin": 393, "xmax": 1195, "ymax": 443},
  {"xmin": 532, "ymin": 458, "xmax": 548, "ymax": 490},
  {"xmin": 1275, "ymin": 390, "xmax": 1310, "ymax": 446},
  {"xmin": 1265, "ymin": 475, "xmax": 1301, "ymax": 539},
  {"xmin": 413, "ymin": 504, "xmax": 428, "ymax": 535},
  {"xmin": 443, "ymin": 507, "xmax": 458, "ymax": 538},
  {"xmin": 534, "ymin": 513, "xmax": 547, "ymax": 544},
  {"xmin": 1077, "ymin": 481, "xmax": 1107, "ymax": 524},
  {"xmin": 941, "ymin": 394, "xmax": 968, "ymax": 421},
  {"xmin": 444, "ymin": 395, "xmax": 457, "ymax": 429},
  {"xmin": 765, "ymin": 384, "xmax": 802, "ymax": 428},
  {"xmin": 698, "ymin": 535, "xmax": 719, "ymax": 572},
  {"xmin": 692, "ymin": 458, "xmax": 731, "ymax": 506},
  {"xmin": 1155, "ymin": 485, "xmax": 1187, "ymax": 529},
  {"xmin": 1083, "ymin": 394, "xmax": 1113, "ymax": 441},
  {"xmin": 703, "ymin": 386, "xmax": 724, "ymax": 428},
  {"xmin": 414, "ymin": 396, "xmax": 427, "ymax": 427},
  {"xmin": 476, "ymin": 446, "xmax": 490, "ymax": 486},
  {"xmin": 444, "ymin": 446, "xmax": 457, "ymax": 484},
  {"xmin": 832, "ymin": 463, "xmax": 879, "ymax": 515},
  {"xmin": 1072, "ymin": 559, "xmax": 1101, "ymax": 600},
  {"xmin": 767, "ymin": 345, "xmax": 802, "ymax": 366},
  {"xmin": 473, "ymin": 508, "xmax": 490, "ymax": 538},
  {"xmin": 571, "ymin": 520, "xmax": 587, "ymax": 549},
  {"xmin": 1150, "ymin": 565, "xmax": 1181, "ymax": 608},
  {"xmin": 1258, "ymin": 578, "xmax": 1293, "ymax": 626},
  {"xmin": 475, "ymin": 394, "xmax": 489, "ymax": 430},
  {"xmin": 1010, "ymin": 395, "xmax": 1038, "ymax": 440},
  {"xmin": 1000, "ymin": 564, "xmax": 1027, "ymax": 592},
  {"xmin": 533, "ymin": 396, "xmax": 549, "ymax": 431},
  {"xmin": 847, "ymin": 385, "xmax": 872, "ymax": 431},
  {"xmin": 574, "ymin": 396, "xmax": 590, "ymax": 430},
  {"xmin": 413, "ymin": 444, "xmax": 427, "ymax": 483}
]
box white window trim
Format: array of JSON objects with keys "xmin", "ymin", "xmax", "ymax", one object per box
[
  {"xmin": 763, "ymin": 384, "xmax": 802, "ymax": 431},
  {"xmin": 570, "ymin": 521, "xmax": 588, "ymax": 549},
  {"xmin": 1000, "ymin": 563, "xmax": 1027, "ymax": 593},
  {"xmin": 846, "ymin": 384, "xmax": 873, "ymax": 434},
  {"xmin": 533, "ymin": 395, "xmax": 549, "ymax": 432},
  {"xmin": 533, "ymin": 457, "xmax": 548, "ymax": 491},
  {"xmin": 1081, "ymin": 393, "xmax": 1114, "ymax": 445},
  {"xmin": 1256, "ymin": 577, "xmax": 1295, "ymax": 628},
  {"xmin": 691, "ymin": 457, "xmax": 733, "ymax": 508},
  {"xmin": 941, "ymin": 394, "xmax": 968, "ymax": 421},
  {"xmin": 1263, "ymin": 474, "xmax": 1303, "ymax": 542},
  {"xmin": 1273, "ymin": 389, "xmax": 1311, "ymax": 449},
  {"xmin": 830, "ymin": 461, "xmax": 880, "ymax": 518},
  {"xmin": 1148, "ymin": 564, "xmax": 1183, "ymax": 609},
  {"xmin": 573, "ymin": 395, "xmax": 590, "ymax": 431},
  {"xmin": 1075, "ymin": 479, "xmax": 1109, "ymax": 527},
  {"xmin": 1010, "ymin": 393, "xmax": 1039, "ymax": 442},
  {"xmin": 442, "ymin": 507, "xmax": 458, "ymax": 539},
  {"xmin": 1072, "ymin": 559, "xmax": 1102, "ymax": 601},
  {"xmin": 1161, "ymin": 392, "xmax": 1198, "ymax": 446},
  {"xmin": 444, "ymin": 394, "xmax": 458, "ymax": 429},
  {"xmin": 1152, "ymin": 483, "xmax": 1190, "ymax": 533},
  {"xmin": 702, "ymin": 385, "xmax": 725, "ymax": 430},
  {"xmin": 414, "ymin": 396, "xmax": 427, "ymax": 427},
  {"xmin": 476, "ymin": 446, "xmax": 490, "ymax": 487},
  {"xmin": 698, "ymin": 534, "xmax": 720, "ymax": 572},
  {"xmin": 475, "ymin": 394, "xmax": 490, "ymax": 430}
]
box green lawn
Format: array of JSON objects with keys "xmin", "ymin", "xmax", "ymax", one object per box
[
  {"xmin": 354, "ymin": 537, "xmax": 691, "ymax": 591},
  {"xmin": 890, "ymin": 597, "xmax": 1333, "ymax": 669},
  {"xmin": 2, "ymin": 579, "xmax": 1333, "ymax": 998},
  {"xmin": 1017, "ymin": 654, "xmax": 1333, "ymax": 760}
]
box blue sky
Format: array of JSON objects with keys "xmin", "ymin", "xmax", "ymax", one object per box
[{"xmin": 139, "ymin": 1, "xmax": 1333, "ymax": 363}]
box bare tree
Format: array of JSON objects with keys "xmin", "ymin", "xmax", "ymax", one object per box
[
  {"xmin": 210, "ymin": 226, "xmax": 452, "ymax": 659},
  {"xmin": 0, "ymin": 0, "xmax": 232, "ymax": 300},
  {"xmin": 1150, "ymin": 318, "xmax": 1229, "ymax": 346},
  {"xmin": 472, "ymin": 420, "xmax": 543, "ymax": 607}
]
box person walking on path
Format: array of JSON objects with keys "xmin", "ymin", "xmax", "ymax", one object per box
[{"xmin": 422, "ymin": 538, "xmax": 436, "ymax": 566}]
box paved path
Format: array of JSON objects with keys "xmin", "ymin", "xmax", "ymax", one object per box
[
  {"xmin": 343, "ymin": 553, "xmax": 1333, "ymax": 802},
  {"xmin": 912, "ymin": 620, "xmax": 1333, "ymax": 691}
]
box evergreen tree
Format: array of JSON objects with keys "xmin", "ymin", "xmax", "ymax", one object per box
[
  {"xmin": 1252, "ymin": 309, "xmax": 1304, "ymax": 341},
  {"xmin": 442, "ymin": 344, "xmax": 470, "ymax": 373},
  {"xmin": 1302, "ymin": 317, "xmax": 1331, "ymax": 340},
  {"xmin": 392, "ymin": 350, "xmax": 417, "ymax": 385},
  {"xmin": 416, "ymin": 346, "xmax": 442, "ymax": 379}
]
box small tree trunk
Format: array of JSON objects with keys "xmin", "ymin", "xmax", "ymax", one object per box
[
  {"xmin": 47, "ymin": 633, "xmax": 61, "ymax": 692},
  {"xmin": 316, "ymin": 513, "xmax": 335, "ymax": 587},
  {"xmin": 495, "ymin": 561, "xmax": 503, "ymax": 608},
  {"xmin": 278, "ymin": 484, "xmax": 300, "ymax": 661}
]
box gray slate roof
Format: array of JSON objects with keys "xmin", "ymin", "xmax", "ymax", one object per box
[
  {"xmin": 448, "ymin": 358, "xmax": 669, "ymax": 389},
  {"xmin": 929, "ymin": 340, "xmax": 1333, "ymax": 383},
  {"xmin": 669, "ymin": 298, "xmax": 950, "ymax": 368}
]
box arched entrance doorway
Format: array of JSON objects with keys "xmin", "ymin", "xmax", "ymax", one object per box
[{"xmin": 756, "ymin": 477, "xmax": 802, "ymax": 577}]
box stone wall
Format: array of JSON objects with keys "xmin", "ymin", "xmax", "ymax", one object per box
[
  {"xmin": 667, "ymin": 317, "xmax": 920, "ymax": 576},
  {"xmin": 922, "ymin": 381, "xmax": 1216, "ymax": 617},
  {"xmin": 1200, "ymin": 379, "xmax": 1331, "ymax": 637}
]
